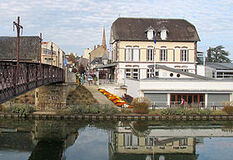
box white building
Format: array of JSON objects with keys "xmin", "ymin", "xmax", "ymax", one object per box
[{"xmin": 110, "ymin": 18, "xmax": 200, "ymax": 84}]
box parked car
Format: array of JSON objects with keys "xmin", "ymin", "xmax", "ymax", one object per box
[{"xmin": 87, "ymin": 76, "xmax": 93, "ymax": 81}]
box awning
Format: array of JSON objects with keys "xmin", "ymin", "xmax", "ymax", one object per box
[{"xmin": 96, "ymin": 64, "xmax": 116, "ymax": 69}]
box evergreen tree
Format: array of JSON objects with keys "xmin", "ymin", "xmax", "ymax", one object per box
[{"xmin": 206, "ymin": 45, "xmax": 231, "ymax": 63}]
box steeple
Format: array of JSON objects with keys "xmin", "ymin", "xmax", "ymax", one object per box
[{"xmin": 102, "ymin": 27, "xmax": 106, "ymax": 49}]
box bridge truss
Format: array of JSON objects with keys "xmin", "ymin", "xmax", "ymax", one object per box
[{"xmin": 0, "ymin": 61, "xmax": 65, "ymax": 104}]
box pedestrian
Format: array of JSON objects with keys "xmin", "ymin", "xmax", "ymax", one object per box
[{"xmin": 181, "ymin": 98, "xmax": 185, "ymax": 107}]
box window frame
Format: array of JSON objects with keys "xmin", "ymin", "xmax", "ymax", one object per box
[
  {"xmin": 180, "ymin": 47, "xmax": 189, "ymax": 62},
  {"xmin": 132, "ymin": 46, "xmax": 140, "ymax": 61},
  {"xmin": 125, "ymin": 46, "xmax": 132, "ymax": 61},
  {"xmin": 160, "ymin": 47, "xmax": 167, "ymax": 61},
  {"xmin": 147, "ymin": 46, "xmax": 154, "ymax": 61}
]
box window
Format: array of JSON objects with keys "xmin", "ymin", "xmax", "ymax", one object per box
[
  {"xmin": 181, "ymin": 48, "xmax": 188, "ymax": 61},
  {"xmin": 160, "ymin": 47, "xmax": 167, "ymax": 61},
  {"xmin": 133, "ymin": 69, "xmax": 139, "ymax": 79},
  {"xmin": 125, "ymin": 46, "xmax": 132, "ymax": 61},
  {"xmin": 160, "ymin": 30, "xmax": 167, "ymax": 40},
  {"xmin": 147, "ymin": 29, "xmax": 154, "ymax": 40},
  {"xmin": 145, "ymin": 137, "xmax": 157, "ymax": 146},
  {"xmin": 112, "ymin": 47, "xmax": 116, "ymax": 62},
  {"xmin": 147, "ymin": 68, "xmax": 154, "ymax": 78},
  {"xmin": 125, "ymin": 68, "xmax": 140, "ymax": 79},
  {"xmin": 181, "ymin": 69, "xmax": 188, "ymax": 72},
  {"xmin": 179, "ymin": 138, "xmax": 188, "ymax": 146},
  {"xmin": 133, "ymin": 46, "xmax": 139, "ymax": 61},
  {"xmin": 124, "ymin": 134, "xmax": 139, "ymax": 147},
  {"xmin": 124, "ymin": 133, "xmax": 131, "ymax": 146},
  {"xmin": 147, "ymin": 47, "xmax": 154, "ymax": 61},
  {"xmin": 125, "ymin": 69, "xmax": 131, "ymax": 78}
]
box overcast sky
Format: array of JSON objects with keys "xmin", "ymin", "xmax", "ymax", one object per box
[{"xmin": 0, "ymin": 0, "xmax": 232, "ymax": 59}]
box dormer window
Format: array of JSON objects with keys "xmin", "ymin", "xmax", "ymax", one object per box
[
  {"xmin": 147, "ymin": 29, "xmax": 154, "ymax": 40},
  {"xmin": 146, "ymin": 26, "xmax": 155, "ymax": 40},
  {"xmin": 159, "ymin": 26, "xmax": 169, "ymax": 40},
  {"xmin": 161, "ymin": 30, "xmax": 167, "ymax": 40}
]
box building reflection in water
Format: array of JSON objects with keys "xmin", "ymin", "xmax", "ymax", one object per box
[{"xmin": 109, "ymin": 121, "xmax": 201, "ymax": 160}]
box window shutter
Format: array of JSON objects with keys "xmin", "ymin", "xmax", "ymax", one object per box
[
  {"xmin": 180, "ymin": 50, "xmax": 182, "ymax": 61},
  {"xmin": 187, "ymin": 50, "xmax": 189, "ymax": 62},
  {"xmin": 124, "ymin": 48, "xmax": 126, "ymax": 61},
  {"xmin": 139, "ymin": 49, "xmax": 141, "ymax": 61},
  {"xmin": 146, "ymin": 49, "xmax": 148, "ymax": 61},
  {"xmin": 159, "ymin": 49, "xmax": 161, "ymax": 61}
]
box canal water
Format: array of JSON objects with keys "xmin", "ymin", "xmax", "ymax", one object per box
[{"xmin": 0, "ymin": 120, "xmax": 233, "ymax": 160}]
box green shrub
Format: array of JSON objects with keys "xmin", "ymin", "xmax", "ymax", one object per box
[
  {"xmin": 131, "ymin": 97, "xmax": 151, "ymax": 114},
  {"xmin": 161, "ymin": 107, "xmax": 211, "ymax": 115},
  {"xmin": 7, "ymin": 104, "xmax": 34, "ymax": 117}
]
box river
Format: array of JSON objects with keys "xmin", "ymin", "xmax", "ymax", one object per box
[{"xmin": 0, "ymin": 120, "xmax": 233, "ymax": 160}]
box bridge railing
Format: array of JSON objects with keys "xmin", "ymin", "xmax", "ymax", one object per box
[{"xmin": 0, "ymin": 61, "xmax": 65, "ymax": 104}]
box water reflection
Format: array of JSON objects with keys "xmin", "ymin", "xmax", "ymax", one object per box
[
  {"xmin": 109, "ymin": 121, "xmax": 199, "ymax": 160},
  {"xmin": 109, "ymin": 121, "xmax": 233, "ymax": 160},
  {"xmin": 0, "ymin": 120, "xmax": 233, "ymax": 160}
]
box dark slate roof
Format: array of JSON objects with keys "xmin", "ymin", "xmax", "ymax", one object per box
[
  {"xmin": 111, "ymin": 17, "xmax": 200, "ymax": 42},
  {"xmin": 206, "ymin": 62, "xmax": 233, "ymax": 70},
  {"xmin": 102, "ymin": 53, "xmax": 108, "ymax": 60},
  {"xmin": 90, "ymin": 57, "xmax": 103, "ymax": 65},
  {"xmin": 0, "ymin": 36, "xmax": 40, "ymax": 61}
]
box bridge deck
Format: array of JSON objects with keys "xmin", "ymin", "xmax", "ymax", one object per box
[{"xmin": 0, "ymin": 61, "xmax": 65, "ymax": 104}]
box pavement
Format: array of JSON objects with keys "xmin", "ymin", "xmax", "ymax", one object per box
[{"xmin": 84, "ymin": 83, "xmax": 116, "ymax": 107}]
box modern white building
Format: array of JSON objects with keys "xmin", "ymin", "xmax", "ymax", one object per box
[{"xmin": 125, "ymin": 75, "xmax": 233, "ymax": 108}]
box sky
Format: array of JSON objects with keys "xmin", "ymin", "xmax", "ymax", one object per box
[{"xmin": 0, "ymin": 0, "xmax": 233, "ymax": 59}]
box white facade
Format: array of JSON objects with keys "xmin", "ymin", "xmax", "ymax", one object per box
[
  {"xmin": 83, "ymin": 48, "xmax": 92, "ymax": 60},
  {"xmin": 125, "ymin": 78, "xmax": 233, "ymax": 108},
  {"xmin": 117, "ymin": 62, "xmax": 196, "ymax": 84}
]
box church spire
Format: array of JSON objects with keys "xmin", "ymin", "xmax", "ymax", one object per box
[{"xmin": 102, "ymin": 27, "xmax": 106, "ymax": 49}]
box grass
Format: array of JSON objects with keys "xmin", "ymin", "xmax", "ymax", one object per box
[
  {"xmin": 57, "ymin": 104, "xmax": 120, "ymax": 115},
  {"xmin": 66, "ymin": 86, "xmax": 98, "ymax": 105},
  {"xmin": 148, "ymin": 107, "xmax": 227, "ymax": 115}
]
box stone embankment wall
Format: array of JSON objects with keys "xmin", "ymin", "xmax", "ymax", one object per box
[{"xmin": 0, "ymin": 113, "xmax": 233, "ymax": 121}]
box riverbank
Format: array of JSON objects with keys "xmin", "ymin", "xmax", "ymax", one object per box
[{"xmin": 0, "ymin": 112, "xmax": 232, "ymax": 121}]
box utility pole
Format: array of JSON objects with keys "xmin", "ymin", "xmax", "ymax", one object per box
[
  {"xmin": 51, "ymin": 42, "xmax": 53, "ymax": 66},
  {"xmin": 13, "ymin": 16, "xmax": 23, "ymax": 85},
  {"xmin": 39, "ymin": 33, "xmax": 43, "ymax": 78}
]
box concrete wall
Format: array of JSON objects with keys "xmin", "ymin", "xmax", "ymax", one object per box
[
  {"xmin": 197, "ymin": 65, "xmax": 214, "ymax": 78},
  {"xmin": 125, "ymin": 79, "xmax": 140, "ymax": 98},
  {"xmin": 158, "ymin": 69, "xmax": 192, "ymax": 79},
  {"xmin": 140, "ymin": 80, "xmax": 233, "ymax": 93}
]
